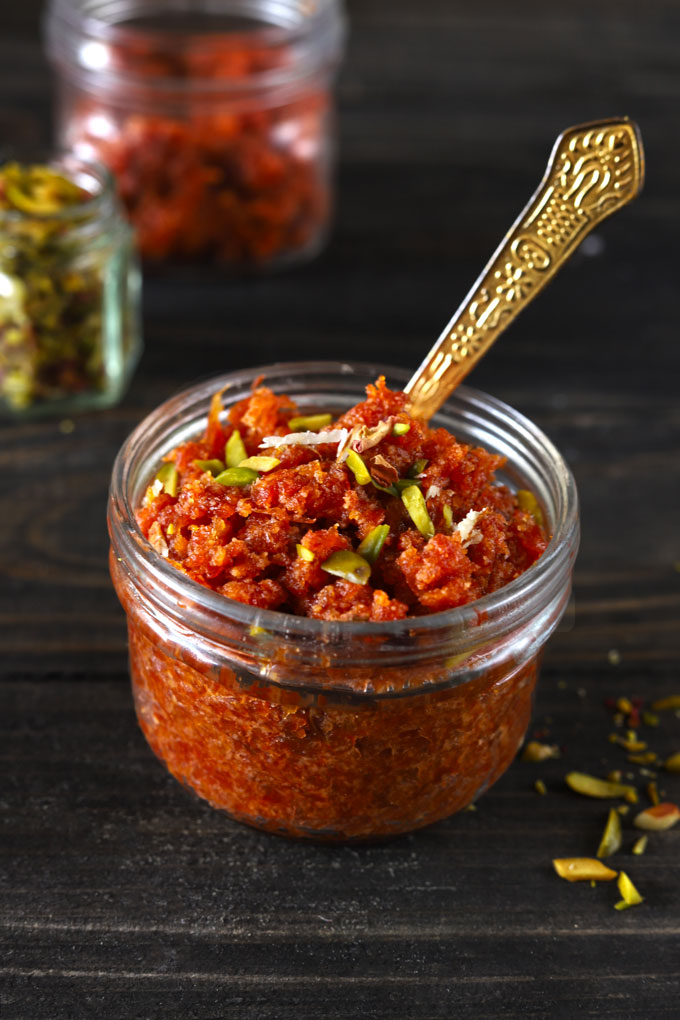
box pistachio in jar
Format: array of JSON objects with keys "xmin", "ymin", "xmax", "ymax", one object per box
[{"xmin": 0, "ymin": 158, "xmax": 140, "ymax": 416}]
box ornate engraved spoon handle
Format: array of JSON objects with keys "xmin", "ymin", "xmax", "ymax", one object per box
[{"xmin": 405, "ymin": 118, "xmax": 644, "ymax": 420}]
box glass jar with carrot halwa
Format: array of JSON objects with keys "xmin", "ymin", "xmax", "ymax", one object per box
[
  {"xmin": 108, "ymin": 362, "xmax": 579, "ymax": 839},
  {"xmin": 46, "ymin": 0, "xmax": 345, "ymax": 267}
]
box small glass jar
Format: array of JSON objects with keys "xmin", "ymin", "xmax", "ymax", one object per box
[
  {"xmin": 46, "ymin": 0, "xmax": 345, "ymax": 268},
  {"xmin": 108, "ymin": 362, "xmax": 579, "ymax": 840},
  {"xmin": 0, "ymin": 154, "xmax": 140, "ymax": 418}
]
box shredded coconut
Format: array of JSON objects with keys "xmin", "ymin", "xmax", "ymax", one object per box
[
  {"xmin": 425, "ymin": 485, "xmax": 441, "ymax": 500},
  {"xmin": 455, "ymin": 508, "xmax": 487, "ymax": 548},
  {"xmin": 260, "ymin": 428, "xmax": 349, "ymax": 450}
]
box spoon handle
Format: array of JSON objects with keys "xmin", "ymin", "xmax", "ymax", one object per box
[{"xmin": 405, "ymin": 118, "xmax": 644, "ymax": 420}]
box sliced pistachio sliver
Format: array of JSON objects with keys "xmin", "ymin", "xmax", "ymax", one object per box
[
  {"xmin": 401, "ymin": 485, "xmax": 435, "ymax": 539},
  {"xmin": 288, "ymin": 413, "xmax": 333, "ymax": 432},
  {"xmin": 552, "ymin": 858, "xmax": 618, "ymax": 883},
  {"xmin": 517, "ymin": 488, "xmax": 544, "ymax": 525},
  {"xmin": 225, "ymin": 429, "xmax": 247, "ymax": 468},
  {"xmin": 650, "ymin": 695, "xmax": 680, "ymax": 711},
  {"xmin": 633, "ymin": 802, "xmax": 680, "ymax": 831},
  {"xmin": 596, "ymin": 808, "xmax": 623, "ymax": 859},
  {"xmin": 664, "ymin": 751, "xmax": 680, "ymax": 773},
  {"xmin": 535, "ymin": 779, "xmax": 547, "ymax": 796},
  {"xmin": 357, "ymin": 524, "xmax": 390, "ymax": 564},
  {"xmin": 521, "ymin": 741, "xmax": 560, "ymax": 763},
  {"xmin": 409, "ymin": 458, "xmax": 428, "ymax": 477},
  {"xmin": 296, "ymin": 543, "xmax": 315, "ymax": 562},
  {"xmin": 321, "ymin": 550, "xmax": 371, "ymax": 585},
  {"xmin": 214, "ymin": 467, "xmax": 259, "ymax": 488},
  {"xmin": 155, "ymin": 462, "xmax": 178, "ymax": 497},
  {"xmin": 565, "ymin": 771, "xmax": 638, "ymax": 803},
  {"xmin": 193, "ymin": 459, "xmax": 225, "ymax": 476},
  {"xmin": 614, "ymin": 871, "xmax": 644, "ymax": 909},
  {"xmin": 393, "ymin": 478, "xmax": 422, "ymax": 493},
  {"xmin": 632, "ymin": 835, "xmax": 648, "ymax": 856},
  {"xmin": 238, "ymin": 456, "xmax": 280, "ymax": 473},
  {"xmin": 442, "ymin": 504, "xmax": 453, "ymax": 531},
  {"xmin": 346, "ymin": 450, "xmax": 372, "ymax": 486},
  {"xmin": 392, "ymin": 422, "xmax": 410, "ymax": 436}
]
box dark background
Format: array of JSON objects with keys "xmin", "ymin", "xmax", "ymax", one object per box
[{"xmin": 1, "ymin": 2, "xmax": 679, "ymax": 1018}]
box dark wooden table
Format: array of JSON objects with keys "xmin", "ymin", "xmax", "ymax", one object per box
[{"xmin": 2, "ymin": 2, "xmax": 679, "ymax": 1017}]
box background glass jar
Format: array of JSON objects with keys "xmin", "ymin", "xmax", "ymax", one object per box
[
  {"xmin": 108, "ymin": 362, "xmax": 579, "ymax": 840},
  {"xmin": 0, "ymin": 154, "xmax": 141, "ymax": 418},
  {"xmin": 46, "ymin": 0, "xmax": 346, "ymax": 268}
]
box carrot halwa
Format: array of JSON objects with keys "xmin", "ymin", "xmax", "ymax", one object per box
[
  {"xmin": 136, "ymin": 377, "xmax": 548, "ymax": 620},
  {"xmin": 108, "ymin": 373, "xmax": 567, "ymax": 839}
]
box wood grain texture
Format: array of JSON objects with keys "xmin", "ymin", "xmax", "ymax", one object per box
[{"xmin": 1, "ymin": 0, "xmax": 679, "ymax": 1017}]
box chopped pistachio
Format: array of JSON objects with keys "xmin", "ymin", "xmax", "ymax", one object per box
[
  {"xmin": 392, "ymin": 422, "xmax": 410, "ymax": 436},
  {"xmin": 214, "ymin": 466, "xmax": 259, "ymax": 487},
  {"xmin": 614, "ymin": 871, "xmax": 644, "ymax": 910},
  {"xmin": 565, "ymin": 772, "xmax": 638, "ymax": 803},
  {"xmin": 393, "ymin": 478, "xmax": 422, "ymax": 493},
  {"xmin": 628, "ymin": 752, "xmax": 658, "ymax": 765},
  {"xmin": 516, "ymin": 489, "xmax": 544, "ymax": 525},
  {"xmin": 632, "ymin": 835, "xmax": 648, "ymax": 856},
  {"xmin": 642, "ymin": 711, "xmax": 659, "ymax": 727},
  {"xmin": 535, "ymin": 779, "xmax": 547, "ymax": 796},
  {"xmin": 225, "ymin": 429, "xmax": 247, "ymax": 468},
  {"xmin": 664, "ymin": 752, "xmax": 680, "ymax": 774},
  {"xmin": 320, "ymin": 550, "xmax": 371, "ymax": 586},
  {"xmin": 192, "ymin": 459, "xmax": 225, "ymax": 476},
  {"xmin": 1, "ymin": 162, "xmax": 84, "ymax": 215},
  {"xmin": 0, "ymin": 162, "xmax": 113, "ymax": 411},
  {"xmin": 409, "ymin": 458, "xmax": 428, "ymax": 477},
  {"xmin": 345, "ymin": 450, "xmax": 372, "ymax": 486},
  {"xmin": 288, "ymin": 413, "xmax": 333, "ymax": 432},
  {"xmin": 552, "ymin": 858, "xmax": 618, "ymax": 883},
  {"xmin": 521, "ymin": 741, "xmax": 560, "ymax": 763},
  {"xmin": 596, "ymin": 808, "xmax": 622, "ymax": 858},
  {"xmin": 616, "ymin": 697, "xmax": 634, "ymax": 715},
  {"xmin": 155, "ymin": 462, "xmax": 178, "ymax": 497},
  {"xmin": 610, "ymin": 734, "xmax": 647, "ymax": 752},
  {"xmin": 650, "ymin": 695, "xmax": 680, "ymax": 711},
  {"xmin": 296, "ymin": 543, "xmax": 315, "ymax": 562},
  {"xmin": 442, "ymin": 505, "xmax": 453, "ymax": 531},
  {"xmin": 357, "ymin": 524, "xmax": 390, "ymax": 564},
  {"xmin": 401, "ymin": 485, "xmax": 435, "ymax": 539},
  {"xmin": 607, "ymin": 770, "xmax": 623, "ymax": 783},
  {"xmin": 633, "ymin": 802, "xmax": 680, "ymax": 831},
  {"xmin": 248, "ymin": 624, "xmax": 266, "ymax": 637},
  {"xmin": 238, "ymin": 456, "xmax": 280, "ymax": 473},
  {"xmin": 617, "ymin": 805, "xmax": 630, "ymax": 816}
]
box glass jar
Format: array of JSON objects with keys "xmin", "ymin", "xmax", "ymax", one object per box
[
  {"xmin": 0, "ymin": 153, "xmax": 140, "ymax": 417},
  {"xmin": 46, "ymin": 0, "xmax": 345, "ymax": 268},
  {"xmin": 108, "ymin": 362, "xmax": 579, "ymax": 840}
]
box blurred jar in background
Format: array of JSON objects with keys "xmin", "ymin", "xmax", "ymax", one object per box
[
  {"xmin": 0, "ymin": 155, "xmax": 140, "ymax": 418},
  {"xmin": 46, "ymin": 0, "xmax": 345, "ymax": 268}
]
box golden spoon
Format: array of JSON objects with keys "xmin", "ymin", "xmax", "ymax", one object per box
[{"xmin": 405, "ymin": 117, "xmax": 645, "ymax": 421}]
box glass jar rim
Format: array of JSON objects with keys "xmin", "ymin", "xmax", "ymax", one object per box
[
  {"xmin": 46, "ymin": 0, "xmax": 346, "ymax": 97},
  {"xmin": 108, "ymin": 360, "xmax": 579, "ymax": 671}
]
